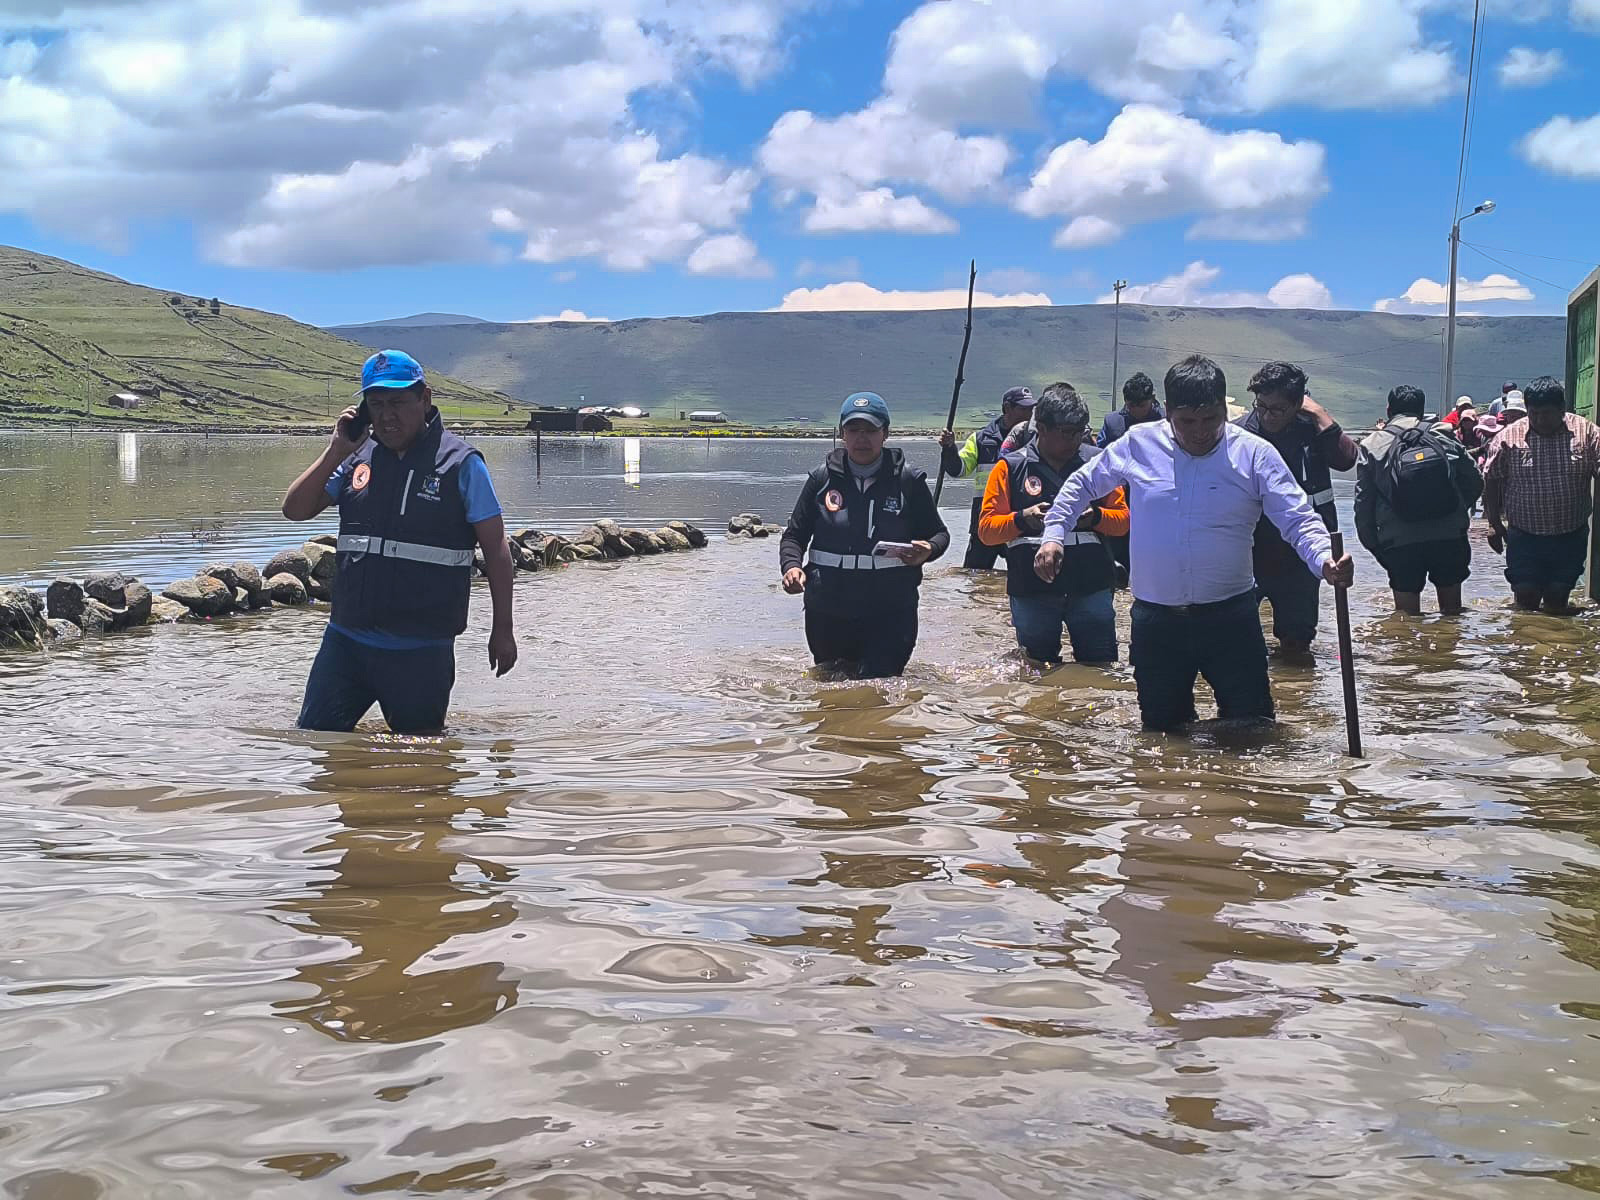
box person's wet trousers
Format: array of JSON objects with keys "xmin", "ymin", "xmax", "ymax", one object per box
[{"xmin": 1128, "ymin": 590, "xmax": 1274, "ymax": 730}]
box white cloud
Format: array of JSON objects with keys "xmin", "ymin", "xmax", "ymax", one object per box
[
  {"xmin": 1056, "ymin": 216, "xmax": 1122, "ymax": 249},
  {"xmin": 804, "ymin": 189, "xmax": 957, "ymax": 235},
  {"xmin": 1498, "ymin": 46, "xmax": 1565, "ymax": 87},
  {"xmin": 1576, "ymin": 0, "xmax": 1600, "ymax": 30},
  {"xmin": 1520, "ymin": 113, "xmax": 1600, "ymax": 179},
  {"xmin": 1107, "ymin": 261, "xmax": 1333, "ymax": 309},
  {"xmin": 0, "ymin": 1, "xmax": 797, "ymax": 271},
  {"xmin": 523, "ymin": 310, "xmax": 612, "ymax": 323},
  {"xmin": 1374, "ymin": 273, "xmax": 1535, "ymax": 313},
  {"xmin": 773, "ymin": 281, "xmax": 1052, "ymax": 313},
  {"xmin": 1018, "ymin": 105, "xmax": 1326, "ymax": 248},
  {"xmin": 685, "ymin": 233, "xmax": 772, "ymax": 278}
]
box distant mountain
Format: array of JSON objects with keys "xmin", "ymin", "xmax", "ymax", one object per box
[
  {"xmin": 346, "ymin": 312, "xmax": 490, "ymax": 328},
  {"xmin": 0, "ymin": 247, "xmax": 516, "ymax": 424},
  {"xmin": 330, "ymin": 304, "xmax": 1567, "ymax": 428}
]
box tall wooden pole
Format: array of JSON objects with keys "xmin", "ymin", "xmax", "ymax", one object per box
[{"xmin": 932, "ymin": 261, "xmax": 977, "ymax": 506}]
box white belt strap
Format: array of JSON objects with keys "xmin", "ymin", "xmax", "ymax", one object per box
[
  {"xmin": 1008, "ymin": 531, "xmax": 1101, "ymax": 548},
  {"xmin": 808, "ymin": 550, "xmax": 907, "ymax": 570},
  {"xmin": 337, "ymin": 534, "xmax": 473, "ymax": 568},
  {"xmin": 1306, "ymin": 487, "xmax": 1335, "ymax": 506}
]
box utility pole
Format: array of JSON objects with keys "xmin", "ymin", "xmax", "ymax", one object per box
[
  {"xmin": 1443, "ymin": 201, "xmax": 1494, "ymax": 414},
  {"xmin": 1110, "ymin": 279, "xmax": 1127, "ymax": 412}
]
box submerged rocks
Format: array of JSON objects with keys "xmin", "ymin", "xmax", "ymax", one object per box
[
  {"xmin": 656, "ymin": 526, "xmax": 693, "ymax": 552},
  {"xmin": 78, "ymin": 598, "xmax": 119, "ymax": 635},
  {"xmin": 122, "ymin": 581, "xmax": 153, "ymax": 627},
  {"xmin": 265, "ymin": 573, "xmax": 309, "ymax": 605},
  {"xmin": 728, "ymin": 513, "xmax": 771, "ymax": 538},
  {"xmin": 46, "ymin": 579, "xmax": 86, "ymax": 624},
  {"xmin": 147, "ymin": 597, "xmax": 191, "ymax": 623},
  {"xmin": 263, "ymin": 548, "xmax": 312, "ymax": 585},
  {"xmin": 0, "ymin": 585, "xmax": 47, "ymax": 649},
  {"xmin": 162, "ymin": 575, "xmax": 232, "ymax": 618},
  {"xmin": 83, "ymin": 571, "xmax": 129, "ymax": 608},
  {"xmin": 569, "ymin": 542, "xmax": 604, "ymax": 561},
  {"xmin": 45, "ymin": 618, "xmax": 82, "ymax": 642},
  {"xmin": 667, "ymin": 520, "xmax": 707, "ymax": 548},
  {"xmin": 302, "ymin": 542, "xmax": 337, "ymax": 583}
]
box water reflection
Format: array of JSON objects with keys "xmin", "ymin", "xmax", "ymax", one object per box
[
  {"xmin": 272, "ymin": 738, "xmax": 519, "ymax": 1042},
  {"xmin": 116, "ymin": 432, "xmax": 138, "ymax": 484}
]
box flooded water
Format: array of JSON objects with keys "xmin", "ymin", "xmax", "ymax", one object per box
[{"xmin": 2, "ymin": 430, "xmax": 1598, "ymax": 1198}]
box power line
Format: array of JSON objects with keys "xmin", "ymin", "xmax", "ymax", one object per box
[
  {"xmin": 1457, "ymin": 242, "xmax": 1600, "ymax": 268},
  {"xmin": 1459, "ymin": 242, "xmax": 1577, "ymax": 293},
  {"xmin": 1451, "ymin": 0, "xmax": 1485, "ymax": 225}
]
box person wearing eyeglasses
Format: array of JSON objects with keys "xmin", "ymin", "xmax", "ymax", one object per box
[
  {"xmin": 281, "ymin": 349, "xmax": 518, "ymax": 733},
  {"xmin": 1232, "ymin": 362, "xmax": 1357, "ymax": 660}
]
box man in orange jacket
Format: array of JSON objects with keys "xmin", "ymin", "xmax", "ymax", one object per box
[{"xmin": 980, "ymin": 382, "xmax": 1129, "ymax": 664}]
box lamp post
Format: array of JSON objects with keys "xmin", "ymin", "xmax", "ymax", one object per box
[
  {"xmin": 1110, "ymin": 279, "xmax": 1127, "ymax": 413},
  {"xmin": 1443, "ymin": 200, "xmax": 1494, "ymax": 414}
]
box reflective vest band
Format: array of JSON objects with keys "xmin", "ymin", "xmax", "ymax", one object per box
[
  {"xmin": 807, "ymin": 550, "xmax": 908, "ymax": 570},
  {"xmin": 1008, "ymin": 531, "xmax": 1101, "ymax": 549},
  {"xmin": 1306, "ymin": 487, "xmax": 1335, "ymax": 507},
  {"xmin": 337, "ymin": 534, "xmax": 474, "ymax": 568}
]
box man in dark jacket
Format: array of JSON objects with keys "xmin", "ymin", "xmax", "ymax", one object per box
[
  {"xmin": 1099, "ymin": 371, "xmax": 1163, "ymax": 446},
  {"xmin": 1234, "ymin": 362, "xmax": 1358, "ymax": 658},
  {"xmin": 281, "ymin": 350, "xmax": 517, "ymax": 732},
  {"xmin": 938, "ymin": 386, "xmax": 1034, "ymax": 569},
  {"xmin": 782, "ymin": 392, "xmax": 950, "ymax": 677}
]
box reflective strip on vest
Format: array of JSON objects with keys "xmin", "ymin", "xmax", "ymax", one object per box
[
  {"xmin": 337, "ymin": 533, "xmax": 473, "ymax": 568},
  {"xmin": 807, "ymin": 549, "xmax": 908, "ymax": 570},
  {"xmin": 1306, "ymin": 487, "xmax": 1335, "ymax": 507},
  {"xmin": 1008, "ymin": 531, "xmax": 1101, "ymax": 549}
]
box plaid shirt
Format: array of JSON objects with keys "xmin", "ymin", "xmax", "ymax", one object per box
[{"xmin": 1483, "ymin": 413, "xmax": 1600, "ymax": 535}]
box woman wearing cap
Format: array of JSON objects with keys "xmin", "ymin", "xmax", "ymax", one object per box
[{"xmin": 779, "ymin": 392, "xmax": 950, "ymax": 677}]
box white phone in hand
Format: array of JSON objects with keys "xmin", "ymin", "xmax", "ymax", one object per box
[{"xmin": 872, "ymin": 540, "xmax": 915, "ymax": 558}]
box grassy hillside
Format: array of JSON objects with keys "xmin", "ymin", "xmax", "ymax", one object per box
[
  {"xmin": 332, "ymin": 304, "xmax": 1566, "ymax": 429},
  {"xmin": 0, "ymin": 246, "xmax": 519, "ymax": 426}
]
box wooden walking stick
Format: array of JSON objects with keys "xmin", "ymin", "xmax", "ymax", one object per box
[
  {"xmin": 932, "ymin": 260, "xmax": 977, "ymax": 505},
  {"xmin": 1330, "ymin": 530, "xmax": 1362, "ymax": 757}
]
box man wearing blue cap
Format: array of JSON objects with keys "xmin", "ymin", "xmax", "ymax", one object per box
[
  {"xmin": 780, "ymin": 391, "xmax": 950, "ymax": 677},
  {"xmin": 281, "ymin": 349, "xmax": 518, "ymax": 732}
]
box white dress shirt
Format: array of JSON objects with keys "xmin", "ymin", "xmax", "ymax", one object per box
[{"xmin": 1042, "ymin": 420, "xmax": 1333, "ymax": 606}]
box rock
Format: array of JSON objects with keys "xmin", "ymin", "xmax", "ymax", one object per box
[
  {"xmin": 595, "ymin": 518, "xmax": 624, "ymax": 539},
  {"xmin": 46, "ymin": 579, "xmax": 86, "ymax": 623},
  {"xmin": 200, "ymin": 563, "xmax": 242, "ymax": 593},
  {"xmin": 728, "ymin": 513, "xmax": 769, "ymax": 538},
  {"xmin": 305, "ymin": 576, "xmax": 332, "ymax": 602},
  {"xmin": 644, "ymin": 532, "xmax": 668, "ymax": 554},
  {"xmin": 263, "ymin": 548, "xmax": 312, "ymax": 585},
  {"xmin": 507, "ymin": 537, "xmax": 540, "ymax": 571},
  {"xmin": 570, "ymin": 543, "xmax": 604, "ymax": 561},
  {"xmin": 148, "ymin": 597, "xmax": 191, "ymax": 623},
  {"xmin": 621, "ymin": 528, "xmax": 661, "ymax": 555},
  {"xmin": 574, "ymin": 524, "xmax": 607, "ymax": 552},
  {"xmin": 302, "ymin": 542, "xmax": 337, "ymax": 582},
  {"xmin": 122, "ymin": 581, "xmax": 152, "ymax": 627},
  {"xmin": 265, "ymin": 572, "xmax": 308, "ymax": 605},
  {"xmin": 656, "ymin": 526, "xmax": 693, "ymax": 552},
  {"xmin": 162, "ymin": 575, "xmax": 232, "ymax": 617},
  {"xmin": 230, "ymin": 562, "xmax": 264, "ymax": 597},
  {"xmin": 232, "ymin": 587, "xmax": 251, "ymax": 610},
  {"xmin": 521, "ymin": 532, "xmax": 570, "ymax": 566},
  {"xmin": 78, "ymin": 598, "xmax": 120, "ymax": 634},
  {"xmin": 306, "ymin": 534, "xmax": 337, "ymax": 548},
  {"xmin": 0, "ymin": 585, "xmax": 46, "ymax": 649},
  {"xmin": 557, "ymin": 546, "xmax": 578, "ymax": 563},
  {"xmin": 83, "ymin": 571, "xmax": 129, "ymax": 608},
  {"xmin": 667, "ymin": 520, "xmax": 707, "ymax": 548},
  {"xmin": 45, "ymin": 618, "xmax": 82, "ymax": 642}
]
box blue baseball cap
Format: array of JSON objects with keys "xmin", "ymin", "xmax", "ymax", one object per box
[
  {"xmin": 840, "ymin": 391, "xmax": 890, "ymax": 428},
  {"xmin": 359, "ymin": 349, "xmax": 426, "ymax": 394}
]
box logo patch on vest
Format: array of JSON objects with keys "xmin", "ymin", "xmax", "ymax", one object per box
[
  {"xmin": 883, "ymin": 495, "xmax": 902, "ymax": 514},
  {"xmin": 416, "ymin": 473, "xmax": 444, "ymax": 502},
  {"xmin": 351, "ymin": 463, "xmax": 371, "ymax": 492},
  {"xmin": 1024, "ymin": 474, "xmax": 1043, "ymax": 496},
  {"xmin": 823, "ymin": 488, "xmax": 844, "ymax": 513}
]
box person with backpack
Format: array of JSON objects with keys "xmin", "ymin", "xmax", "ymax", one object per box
[{"xmin": 1354, "ymin": 384, "xmax": 1483, "ymax": 616}]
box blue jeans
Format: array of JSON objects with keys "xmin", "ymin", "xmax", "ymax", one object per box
[
  {"xmin": 1129, "ymin": 591, "xmax": 1273, "ymax": 731},
  {"xmin": 1009, "ymin": 588, "xmax": 1118, "ymax": 664},
  {"xmin": 297, "ymin": 626, "xmax": 457, "ymax": 733},
  {"xmin": 1255, "ymin": 566, "xmax": 1321, "ymax": 645}
]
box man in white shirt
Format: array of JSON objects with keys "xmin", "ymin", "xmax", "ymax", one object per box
[{"xmin": 1034, "ymin": 355, "xmax": 1354, "ymax": 731}]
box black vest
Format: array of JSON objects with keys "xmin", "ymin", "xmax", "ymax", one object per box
[
  {"xmin": 803, "ymin": 448, "xmax": 924, "ymax": 614},
  {"xmin": 974, "ymin": 417, "xmax": 1008, "ymax": 466},
  {"xmin": 333, "ymin": 412, "xmax": 482, "ymax": 639},
  {"xmin": 1102, "ymin": 402, "xmax": 1164, "ymax": 445},
  {"xmin": 1235, "ymin": 410, "xmax": 1337, "ymax": 575},
  {"xmin": 1001, "ymin": 444, "xmax": 1116, "ymax": 598}
]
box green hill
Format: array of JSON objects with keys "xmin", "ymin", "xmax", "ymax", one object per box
[
  {"xmin": 332, "ymin": 304, "xmax": 1566, "ymax": 429},
  {"xmin": 0, "ymin": 246, "xmax": 519, "ymax": 426}
]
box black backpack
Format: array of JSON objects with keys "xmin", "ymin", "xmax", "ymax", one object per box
[{"xmin": 1383, "ymin": 423, "xmax": 1459, "ymax": 521}]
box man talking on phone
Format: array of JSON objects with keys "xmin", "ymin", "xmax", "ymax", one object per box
[{"xmin": 281, "ymin": 349, "xmax": 517, "ymax": 733}]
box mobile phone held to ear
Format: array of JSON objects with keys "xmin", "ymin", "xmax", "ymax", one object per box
[{"xmin": 341, "ymin": 399, "xmax": 371, "ymax": 442}]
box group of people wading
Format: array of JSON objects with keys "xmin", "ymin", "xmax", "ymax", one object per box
[
  {"xmin": 780, "ymin": 353, "xmax": 1600, "ymax": 734},
  {"xmin": 282, "ymin": 348, "xmax": 1598, "ymax": 738}
]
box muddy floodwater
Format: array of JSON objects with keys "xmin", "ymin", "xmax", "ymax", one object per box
[{"xmin": 1, "ymin": 431, "xmax": 1598, "ymax": 1198}]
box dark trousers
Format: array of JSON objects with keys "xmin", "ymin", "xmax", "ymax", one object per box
[
  {"xmin": 1255, "ymin": 565, "xmax": 1321, "ymax": 644},
  {"xmin": 805, "ymin": 604, "xmax": 917, "ymax": 678},
  {"xmin": 297, "ymin": 627, "xmax": 457, "ymax": 733},
  {"xmin": 1129, "ymin": 591, "xmax": 1274, "ymax": 732},
  {"xmin": 1505, "ymin": 525, "xmax": 1588, "ymax": 594},
  {"xmin": 962, "ymin": 497, "xmax": 1001, "ymax": 570}
]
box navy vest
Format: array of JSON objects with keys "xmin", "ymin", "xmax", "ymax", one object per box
[
  {"xmin": 803, "ymin": 447, "xmax": 924, "ymax": 614},
  {"xmin": 333, "ymin": 412, "xmax": 482, "ymax": 639},
  {"xmin": 1001, "ymin": 444, "xmax": 1115, "ymax": 598},
  {"xmin": 974, "ymin": 418, "xmax": 1008, "ymax": 466},
  {"xmin": 1102, "ymin": 402, "xmax": 1164, "ymax": 445},
  {"xmin": 1236, "ymin": 409, "xmax": 1337, "ymax": 576}
]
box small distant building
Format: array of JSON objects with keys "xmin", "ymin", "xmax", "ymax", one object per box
[
  {"xmin": 108, "ymin": 392, "xmax": 143, "ymax": 409},
  {"xmin": 526, "ymin": 408, "xmax": 612, "ymax": 433},
  {"xmin": 689, "ymin": 410, "xmax": 728, "ymax": 423}
]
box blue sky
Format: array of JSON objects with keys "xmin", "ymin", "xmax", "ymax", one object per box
[{"xmin": 1, "ymin": 0, "xmax": 1597, "ymax": 328}]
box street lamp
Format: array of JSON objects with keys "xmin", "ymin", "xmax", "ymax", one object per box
[
  {"xmin": 1110, "ymin": 279, "xmax": 1127, "ymax": 414},
  {"xmin": 1442, "ymin": 200, "xmax": 1495, "ymax": 416}
]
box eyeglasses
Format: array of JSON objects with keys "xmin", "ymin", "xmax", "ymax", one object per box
[{"xmin": 1253, "ymin": 399, "xmax": 1296, "ymax": 418}]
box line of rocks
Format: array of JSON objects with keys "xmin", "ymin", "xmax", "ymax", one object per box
[
  {"xmin": 727, "ymin": 513, "xmax": 775, "ymax": 538},
  {"xmin": 0, "ymin": 518, "xmax": 709, "ymax": 651}
]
